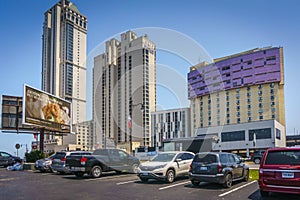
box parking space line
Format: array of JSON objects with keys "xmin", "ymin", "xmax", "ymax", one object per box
[
  {"xmin": 218, "ymin": 181, "xmax": 257, "ymax": 197},
  {"xmin": 0, "ymin": 178, "xmax": 16, "ymax": 182},
  {"xmin": 84, "ymin": 174, "xmax": 131, "ymax": 182},
  {"xmin": 159, "ymin": 181, "xmax": 190, "ymax": 190},
  {"xmin": 116, "ymin": 180, "xmax": 138, "ymax": 185}
]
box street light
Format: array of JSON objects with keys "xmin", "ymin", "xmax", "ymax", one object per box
[{"xmin": 129, "ymin": 98, "xmax": 144, "ymax": 154}]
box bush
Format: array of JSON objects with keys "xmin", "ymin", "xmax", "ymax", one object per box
[{"xmin": 25, "ymin": 150, "xmax": 45, "ymax": 163}]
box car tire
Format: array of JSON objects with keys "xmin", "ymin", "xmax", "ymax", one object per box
[
  {"xmin": 140, "ymin": 177, "xmax": 148, "ymax": 183},
  {"xmin": 191, "ymin": 180, "xmax": 200, "ymax": 186},
  {"xmin": 131, "ymin": 163, "xmax": 139, "ymax": 174},
  {"xmin": 166, "ymin": 169, "xmax": 175, "ymax": 183},
  {"xmin": 254, "ymin": 158, "xmax": 261, "ymax": 164},
  {"xmin": 260, "ymin": 190, "xmax": 269, "ymax": 197},
  {"xmin": 223, "ymin": 173, "xmax": 233, "ymax": 188},
  {"xmin": 243, "ymin": 170, "xmax": 249, "ymax": 182},
  {"xmin": 74, "ymin": 172, "xmax": 84, "ymax": 178},
  {"xmin": 90, "ymin": 165, "xmax": 102, "ymax": 178}
]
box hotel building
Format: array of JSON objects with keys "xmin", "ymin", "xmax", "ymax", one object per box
[
  {"xmin": 41, "ymin": 0, "xmax": 87, "ymax": 151},
  {"xmin": 93, "ymin": 31, "xmax": 156, "ymax": 152},
  {"xmin": 42, "ymin": 0, "xmax": 87, "ymax": 125},
  {"xmin": 188, "ymin": 47, "xmax": 286, "ymax": 155}
]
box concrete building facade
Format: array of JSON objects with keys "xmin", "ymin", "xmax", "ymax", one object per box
[
  {"xmin": 151, "ymin": 108, "xmax": 191, "ymax": 148},
  {"xmin": 93, "ymin": 31, "xmax": 156, "ymax": 152},
  {"xmin": 41, "ymin": 0, "xmax": 87, "ymax": 151},
  {"xmin": 42, "ymin": 0, "xmax": 87, "ymax": 125}
]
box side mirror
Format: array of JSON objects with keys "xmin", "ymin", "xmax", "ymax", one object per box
[{"xmin": 175, "ymin": 158, "xmax": 182, "ymax": 162}]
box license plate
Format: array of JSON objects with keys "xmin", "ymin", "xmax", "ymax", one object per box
[
  {"xmin": 200, "ymin": 166, "xmax": 207, "ymax": 171},
  {"xmin": 71, "ymin": 167, "xmax": 85, "ymax": 171},
  {"xmin": 282, "ymin": 172, "xmax": 294, "ymax": 178}
]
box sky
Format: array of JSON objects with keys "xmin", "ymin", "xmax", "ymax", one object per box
[{"xmin": 0, "ymin": 0, "xmax": 300, "ymax": 158}]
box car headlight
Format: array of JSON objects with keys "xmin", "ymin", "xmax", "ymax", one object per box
[{"xmin": 153, "ymin": 164, "xmax": 167, "ymax": 170}]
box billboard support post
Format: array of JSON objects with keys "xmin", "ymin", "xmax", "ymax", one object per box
[{"xmin": 39, "ymin": 128, "xmax": 44, "ymax": 153}]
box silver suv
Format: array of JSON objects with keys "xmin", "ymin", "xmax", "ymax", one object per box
[
  {"xmin": 137, "ymin": 151, "xmax": 195, "ymax": 183},
  {"xmin": 51, "ymin": 151, "xmax": 91, "ymax": 174}
]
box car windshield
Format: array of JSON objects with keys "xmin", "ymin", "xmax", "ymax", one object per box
[
  {"xmin": 151, "ymin": 153, "xmax": 176, "ymax": 162},
  {"xmin": 194, "ymin": 154, "xmax": 217, "ymax": 163},
  {"xmin": 265, "ymin": 150, "xmax": 300, "ymax": 165}
]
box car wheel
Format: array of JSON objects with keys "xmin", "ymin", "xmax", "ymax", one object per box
[
  {"xmin": 74, "ymin": 172, "xmax": 84, "ymax": 178},
  {"xmin": 223, "ymin": 173, "xmax": 233, "ymax": 188},
  {"xmin": 191, "ymin": 180, "xmax": 200, "ymax": 186},
  {"xmin": 90, "ymin": 165, "xmax": 102, "ymax": 178},
  {"xmin": 243, "ymin": 170, "xmax": 249, "ymax": 182},
  {"xmin": 166, "ymin": 169, "xmax": 175, "ymax": 183},
  {"xmin": 131, "ymin": 164, "xmax": 139, "ymax": 174},
  {"xmin": 260, "ymin": 190, "xmax": 269, "ymax": 197},
  {"xmin": 140, "ymin": 177, "xmax": 148, "ymax": 183},
  {"xmin": 254, "ymin": 158, "xmax": 261, "ymax": 164}
]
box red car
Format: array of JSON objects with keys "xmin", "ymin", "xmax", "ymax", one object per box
[{"xmin": 258, "ymin": 147, "xmax": 300, "ymax": 197}]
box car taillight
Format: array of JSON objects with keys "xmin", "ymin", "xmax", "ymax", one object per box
[
  {"xmin": 80, "ymin": 157, "xmax": 88, "ymax": 165},
  {"xmin": 250, "ymin": 153, "xmax": 254, "ymax": 157},
  {"xmin": 60, "ymin": 157, "xmax": 66, "ymax": 162},
  {"xmin": 189, "ymin": 163, "xmax": 192, "ymax": 172},
  {"xmin": 217, "ymin": 164, "xmax": 223, "ymax": 173}
]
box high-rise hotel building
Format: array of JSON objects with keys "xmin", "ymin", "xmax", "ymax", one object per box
[
  {"xmin": 188, "ymin": 47, "xmax": 286, "ymax": 153},
  {"xmin": 42, "ymin": 0, "xmax": 87, "ymax": 125},
  {"xmin": 93, "ymin": 31, "xmax": 156, "ymax": 151}
]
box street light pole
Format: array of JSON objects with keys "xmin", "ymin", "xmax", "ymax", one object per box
[{"xmin": 129, "ymin": 97, "xmax": 144, "ymax": 154}]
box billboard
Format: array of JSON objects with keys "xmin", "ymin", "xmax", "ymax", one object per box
[
  {"xmin": 23, "ymin": 85, "xmax": 71, "ymax": 133},
  {"xmin": 1, "ymin": 95, "xmax": 33, "ymax": 131}
]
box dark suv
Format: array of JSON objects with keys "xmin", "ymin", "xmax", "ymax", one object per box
[
  {"xmin": 0, "ymin": 151, "xmax": 22, "ymax": 167},
  {"xmin": 189, "ymin": 152, "xmax": 249, "ymax": 188},
  {"xmin": 250, "ymin": 150, "xmax": 265, "ymax": 164}
]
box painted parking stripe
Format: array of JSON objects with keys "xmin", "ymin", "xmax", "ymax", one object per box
[
  {"xmin": 84, "ymin": 174, "xmax": 131, "ymax": 182},
  {"xmin": 159, "ymin": 181, "xmax": 190, "ymax": 190},
  {"xmin": 218, "ymin": 181, "xmax": 257, "ymax": 197},
  {"xmin": 117, "ymin": 180, "xmax": 138, "ymax": 185}
]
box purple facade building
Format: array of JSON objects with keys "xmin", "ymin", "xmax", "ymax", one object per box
[{"xmin": 188, "ymin": 47, "xmax": 283, "ymax": 99}]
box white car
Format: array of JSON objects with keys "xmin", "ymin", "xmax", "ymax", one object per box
[{"xmin": 137, "ymin": 151, "xmax": 195, "ymax": 183}]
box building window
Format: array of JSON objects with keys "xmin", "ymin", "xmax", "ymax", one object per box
[
  {"xmin": 270, "ymin": 96, "xmax": 275, "ymax": 101},
  {"xmin": 258, "ymin": 91, "xmax": 263, "ymax": 95},
  {"xmin": 227, "ymin": 119, "xmax": 230, "ymax": 124},
  {"xmin": 259, "ymin": 115, "xmax": 263, "ymax": 120},
  {"xmin": 259, "ymin": 103, "xmax": 263, "ymax": 108},
  {"xmin": 270, "ymin": 83, "xmax": 275, "ymax": 88},
  {"xmin": 276, "ymin": 128, "xmax": 281, "ymax": 139},
  {"xmin": 272, "ymin": 114, "xmax": 276, "ymax": 119},
  {"xmin": 258, "ymin": 84, "xmax": 262, "ymax": 89},
  {"xmin": 221, "ymin": 131, "xmax": 245, "ymax": 142},
  {"xmin": 249, "ymin": 128, "xmax": 272, "ymax": 140}
]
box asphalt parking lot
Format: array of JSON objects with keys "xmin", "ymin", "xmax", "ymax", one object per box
[{"xmin": 0, "ymin": 167, "xmax": 298, "ymax": 200}]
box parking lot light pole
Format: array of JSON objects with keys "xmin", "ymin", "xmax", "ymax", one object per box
[{"xmin": 129, "ymin": 98, "xmax": 144, "ymax": 154}]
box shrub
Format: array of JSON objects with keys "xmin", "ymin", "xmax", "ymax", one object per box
[{"xmin": 25, "ymin": 150, "xmax": 45, "ymax": 163}]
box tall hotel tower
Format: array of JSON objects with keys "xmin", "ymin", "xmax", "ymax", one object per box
[
  {"xmin": 93, "ymin": 31, "xmax": 156, "ymax": 151},
  {"xmin": 188, "ymin": 47, "xmax": 286, "ymax": 154},
  {"xmin": 42, "ymin": 0, "xmax": 87, "ymax": 125}
]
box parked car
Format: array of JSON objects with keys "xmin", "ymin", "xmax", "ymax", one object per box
[
  {"xmin": 137, "ymin": 151, "xmax": 195, "ymax": 183},
  {"xmin": 51, "ymin": 151, "xmax": 92, "ymax": 174},
  {"xmin": 66, "ymin": 148, "xmax": 140, "ymax": 178},
  {"xmin": 259, "ymin": 147, "xmax": 300, "ymax": 197},
  {"xmin": 35, "ymin": 154, "xmax": 54, "ymax": 172},
  {"xmin": 189, "ymin": 152, "xmax": 249, "ymax": 188},
  {"xmin": 0, "ymin": 151, "xmax": 22, "ymax": 167},
  {"xmin": 250, "ymin": 150, "xmax": 266, "ymax": 164}
]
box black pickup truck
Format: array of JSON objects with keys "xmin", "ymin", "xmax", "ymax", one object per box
[{"xmin": 66, "ymin": 149, "xmax": 140, "ymax": 178}]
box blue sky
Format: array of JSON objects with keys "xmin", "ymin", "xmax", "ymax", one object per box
[{"xmin": 1, "ymin": 0, "xmax": 300, "ymax": 157}]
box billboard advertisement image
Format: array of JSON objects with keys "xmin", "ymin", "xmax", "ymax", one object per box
[{"xmin": 23, "ymin": 85, "xmax": 71, "ymax": 133}]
